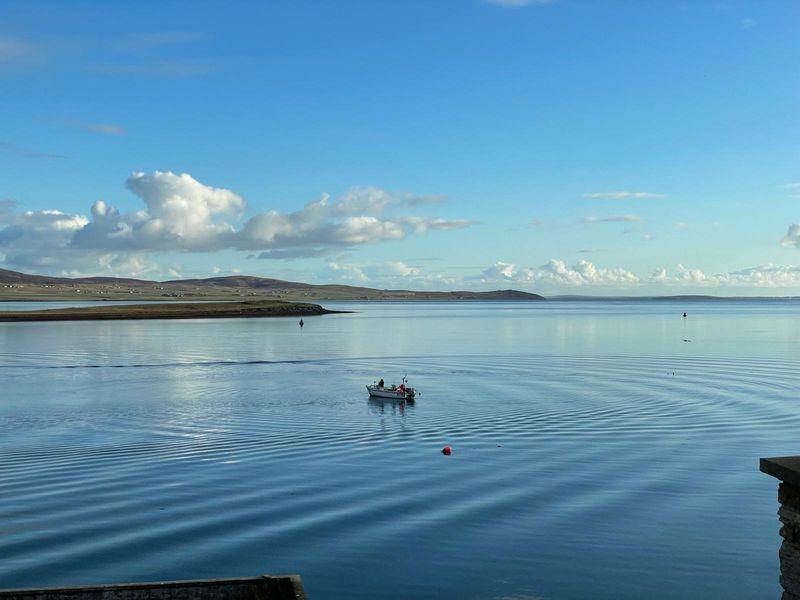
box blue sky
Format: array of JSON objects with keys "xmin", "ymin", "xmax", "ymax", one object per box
[{"xmin": 1, "ymin": 0, "xmax": 799, "ymax": 295}]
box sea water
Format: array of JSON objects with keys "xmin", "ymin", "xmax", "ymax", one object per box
[{"xmin": 1, "ymin": 300, "xmax": 798, "ymax": 599}]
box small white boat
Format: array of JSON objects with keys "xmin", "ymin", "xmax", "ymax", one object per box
[{"xmin": 366, "ymin": 377, "xmax": 417, "ymax": 399}]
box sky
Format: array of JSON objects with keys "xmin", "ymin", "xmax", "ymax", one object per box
[{"xmin": 1, "ymin": 0, "xmax": 799, "ymax": 296}]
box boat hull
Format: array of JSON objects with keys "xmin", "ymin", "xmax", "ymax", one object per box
[{"xmin": 366, "ymin": 385, "xmax": 415, "ymax": 399}]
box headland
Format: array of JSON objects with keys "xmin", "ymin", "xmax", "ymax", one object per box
[{"xmin": 0, "ymin": 299, "xmax": 338, "ymax": 322}]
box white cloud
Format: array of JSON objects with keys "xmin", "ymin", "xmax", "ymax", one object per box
[
  {"xmin": 471, "ymin": 259, "xmax": 638, "ymax": 287},
  {"xmin": 649, "ymin": 264, "xmax": 800, "ymax": 288},
  {"xmin": 383, "ymin": 261, "xmax": 422, "ymax": 278},
  {"xmin": 582, "ymin": 214, "xmax": 642, "ymax": 223},
  {"xmin": 321, "ymin": 260, "xmax": 459, "ymax": 289},
  {"xmin": 481, "ymin": 261, "xmax": 516, "ymax": 280},
  {"xmin": 0, "ymin": 204, "xmax": 157, "ymax": 276},
  {"xmin": 470, "ymin": 260, "xmax": 800, "ymax": 292},
  {"xmin": 1, "ymin": 171, "xmax": 471, "ymax": 275},
  {"xmin": 524, "ymin": 259, "xmax": 639, "ymax": 286},
  {"xmin": 583, "ymin": 191, "xmax": 665, "ymax": 200},
  {"xmin": 650, "ymin": 268, "xmax": 668, "ymax": 283},
  {"xmin": 240, "ymin": 190, "xmax": 472, "ymax": 259},
  {"xmin": 73, "ymin": 171, "xmax": 246, "ymax": 252},
  {"xmin": 325, "ymin": 261, "xmax": 368, "ymax": 282}
]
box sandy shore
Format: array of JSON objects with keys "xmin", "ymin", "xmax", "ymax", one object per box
[{"xmin": 0, "ymin": 299, "xmax": 340, "ymax": 322}]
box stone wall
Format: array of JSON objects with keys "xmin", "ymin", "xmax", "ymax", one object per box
[
  {"xmin": 0, "ymin": 575, "xmax": 308, "ymax": 600},
  {"xmin": 779, "ymin": 482, "xmax": 800, "ymax": 600},
  {"xmin": 761, "ymin": 456, "xmax": 800, "ymax": 600}
]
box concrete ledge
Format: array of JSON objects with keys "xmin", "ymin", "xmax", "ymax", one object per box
[
  {"xmin": 761, "ymin": 457, "xmax": 800, "ymax": 487},
  {"xmin": 0, "ymin": 575, "xmax": 307, "ymax": 600}
]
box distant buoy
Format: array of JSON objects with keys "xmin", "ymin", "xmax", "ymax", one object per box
[{"xmin": 442, "ymin": 446, "xmax": 452, "ymax": 455}]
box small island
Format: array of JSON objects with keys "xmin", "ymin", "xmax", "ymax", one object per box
[{"xmin": 0, "ymin": 299, "xmax": 337, "ymax": 322}]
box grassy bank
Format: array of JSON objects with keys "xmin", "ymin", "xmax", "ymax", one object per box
[{"xmin": 0, "ymin": 299, "xmax": 339, "ymax": 322}]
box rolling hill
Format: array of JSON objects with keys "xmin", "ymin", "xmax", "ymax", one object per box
[{"xmin": 0, "ymin": 268, "xmax": 545, "ymax": 302}]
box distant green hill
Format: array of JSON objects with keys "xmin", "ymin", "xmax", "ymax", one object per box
[{"xmin": 0, "ymin": 268, "xmax": 545, "ymax": 302}]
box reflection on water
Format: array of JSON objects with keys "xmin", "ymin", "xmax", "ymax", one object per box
[
  {"xmin": 0, "ymin": 300, "xmax": 798, "ymax": 600},
  {"xmin": 367, "ymin": 397, "xmax": 416, "ymax": 415}
]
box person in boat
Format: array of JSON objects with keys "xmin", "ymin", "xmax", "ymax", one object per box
[{"xmin": 378, "ymin": 378, "xmax": 384, "ymax": 388}]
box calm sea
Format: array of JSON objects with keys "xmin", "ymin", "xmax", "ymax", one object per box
[{"xmin": 1, "ymin": 300, "xmax": 798, "ymax": 599}]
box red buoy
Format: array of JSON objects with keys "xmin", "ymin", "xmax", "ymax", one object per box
[{"xmin": 442, "ymin": 446, "xmax": 452, "ymax": 455}]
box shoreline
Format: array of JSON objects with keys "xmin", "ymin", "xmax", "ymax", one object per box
[{"xmin": 0, "ymin": 299, "xmax": 343, "ymax": 322}]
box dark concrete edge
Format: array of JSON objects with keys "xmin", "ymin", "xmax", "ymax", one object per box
[
  {"xmin": 761, "ymin": 456, "xmax": 800, "ymax": 488},
  {"xmin": 0, "ymin": 575, "xmax": 307, "ymax": 599}
]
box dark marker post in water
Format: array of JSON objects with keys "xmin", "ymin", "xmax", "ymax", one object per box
[{"xmin": 299, "ymin": 319, "xmax": 304, "ymax": 328}]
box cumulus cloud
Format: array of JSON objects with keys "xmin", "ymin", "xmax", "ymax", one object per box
[
  {"xmin": 470, "ymin": 259, "xmax": 639, "ymax": 287},
  {"xmin": 0, "ymin": 171, "xmax": 471, "ymax": 275},
  {"xmin": 73, "ymin": 171, "xmax": 246, "ymax": 252},
  {"xmin": 650, "ymin": 268, "xmax": 668, "ymax": 283},
  {"xmin": 583, "ymin": 191, "xmax": 665, "ymax": 200},
  {"xmin": 0, "ymin": 205, "xmax": 157, "ymax": 276},
  {"xmin": 383, "ymin": 261, "xmax": 422, "ymax": 278},
  {"xmin": 470, "ymin": 260, "xmax": 800, "ymax": 292},
  {"xmin": 323, "ymin": 260, "xmax": 456, "ymax": 289},
  {"xmin": 582, "ymin": 214, "xmax": 642, "ymax": 223},
  {"xmin": 481, "ymin": 261, "xmax": 516, "ymax": 280},
  {"xmin": 325, "ymin": 261, "xmax": 368, "ymax": 282},
  {"xmin": 524, "ymin": 259, "xmax": 639, "ymax": 286},
  {"xmin": 239, "ymin": 186, "xmax": 473, "ymax": 259},
  {"xmin": 650, "ymin": 264, "xmax": 800, "ymax": 288}
]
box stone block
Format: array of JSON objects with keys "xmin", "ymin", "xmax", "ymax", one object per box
[{"xmin": 781, "ymin": 483, "xmax": 800, "ymax": 509}]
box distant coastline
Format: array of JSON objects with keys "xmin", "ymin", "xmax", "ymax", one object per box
[
  {"xmin": 2, "ymin": 268, "xmax": 798, "ymax": 304},
  {"xmin": 0, "ymin": 267, "xmax": 544, "ymax": 303}
]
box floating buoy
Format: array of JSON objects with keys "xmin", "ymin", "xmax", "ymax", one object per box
[{"xmin": 442, "ymin": 446, "xmax": 452, "ymax": 455}]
